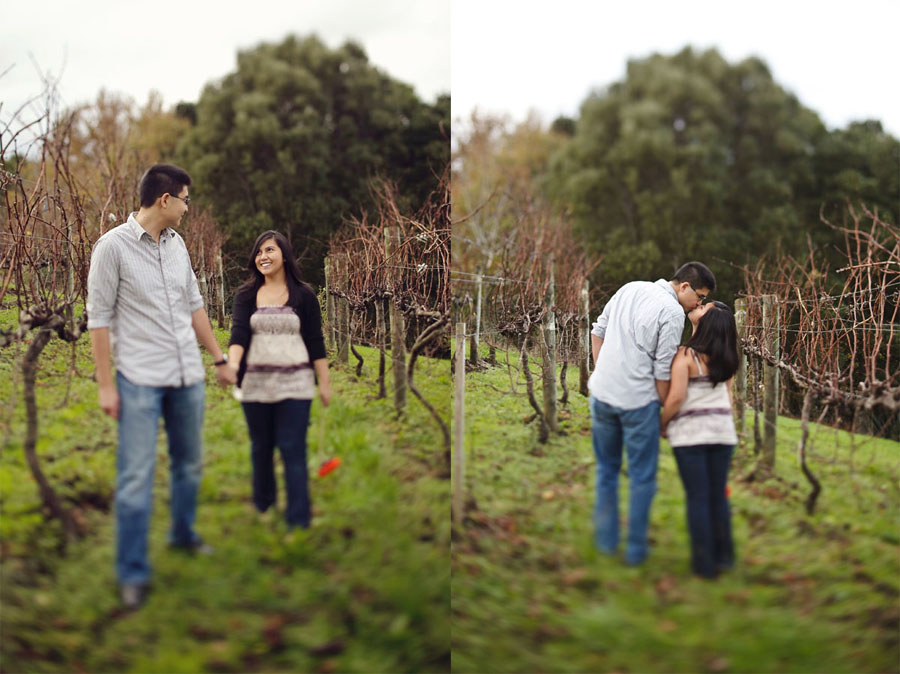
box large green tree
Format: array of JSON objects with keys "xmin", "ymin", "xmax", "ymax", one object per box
[
  {"xmin": 177, "ymin": 34, "xmax": 449, "ymax": 285},
  {"xmin": 546, "ymin": 47, "xmax": 899, "ymax": 300}
]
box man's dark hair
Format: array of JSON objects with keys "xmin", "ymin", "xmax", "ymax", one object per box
[
  {"xmin": 671, "ymin": 261, "xmax": 716, "ymax": 292},
  {"xmin": 139, "ymin": 164, "xmax": 192, "ymax": 208},
  {"xmin": 685, "ymin": 301, "xmax": 739, "ymax": 386}
]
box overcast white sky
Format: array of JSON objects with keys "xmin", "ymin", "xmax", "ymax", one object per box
[
  {"xmin": 452, "ymin": 0, "xmax": 900, "ymax": 137},
  {"xmin": 4, "ymin": 0, "xmax": 898, "ymax": 140},
  {"xmin": 2, "ymin": 0, "xmax": 450, "ymax": 129}
]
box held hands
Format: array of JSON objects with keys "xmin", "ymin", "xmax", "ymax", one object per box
[
  {"xmin": 216, "ymin": 362, "xmax": 238, "ymax": 387},
  {"xmin": 98, "ymin": 385, "xmax": 120, "ymax": 420}
]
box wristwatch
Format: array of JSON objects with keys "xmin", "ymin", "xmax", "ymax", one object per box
[{"xmin": 213, "ymin": 355, "xmax": 228, "ymax": 366}]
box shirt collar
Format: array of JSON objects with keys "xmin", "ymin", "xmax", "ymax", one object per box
[
  {"xmin": 126, "ymin": 212, "xmax": 173, "ymax": 242},
  {"xmin": 655, "ymin": 278, "xmax": 678, "ymax": 301}
]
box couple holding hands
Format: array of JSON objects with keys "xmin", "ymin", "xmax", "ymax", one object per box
[{"xmin": 87, "ymin": 164, "xmax": 329, "ymax": 608}]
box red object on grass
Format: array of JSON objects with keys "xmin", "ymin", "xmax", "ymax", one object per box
[
  {"xmin": 318, "ymin": 457, "xmax": 341, "ymax": 477},
  {"xmin": 725, "ymin": 484, "xmax": 731, "ymax": 498}
]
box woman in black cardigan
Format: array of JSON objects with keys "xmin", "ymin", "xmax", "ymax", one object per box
[{"xmin": 226, "ymin": 230, "xmax": 331, "ymax": 529}]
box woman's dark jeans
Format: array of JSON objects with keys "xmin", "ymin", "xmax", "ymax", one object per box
[
  {"xmin": 672, "ymin": 444, "xmax": 735, "ymax": 578},
  {"xmin": 241, "ymin": 399, "xmax": 312, "ymax": 528}
]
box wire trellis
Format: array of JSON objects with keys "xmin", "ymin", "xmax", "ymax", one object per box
[{"xmin": 737, "ymin": 205, "xmax": 899, "ymax": 439}]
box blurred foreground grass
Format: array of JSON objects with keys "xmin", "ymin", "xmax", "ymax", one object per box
[
  {"xmin": 451, "ymin": 345, "xmax": 900, "ymax": 674},
  {"xmin": 0, "ymin": 327, "xmax": 450, "ymax": 673}
]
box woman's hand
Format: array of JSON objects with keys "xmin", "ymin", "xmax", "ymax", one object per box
[
  {"xmin": 222, "ymin": 345, "xmax": 245, "ymax": 388},
  {"xmin": 216, "ymin": 362, "xmax": 237, "ymax": 386},
  {"xmin": 318, "ymin": 381, "xmax": 332, "ymax": 407},
  {"xmin": 313, "ymin": 357, "xmax": 331, "ymax": 407}
]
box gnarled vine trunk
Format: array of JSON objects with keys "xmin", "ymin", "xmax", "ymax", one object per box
[
  {"xmin": 407, "ymin": 315, "xmax": 450, "ymax": 452},
  {"xmin": 22, "ymin": 326, "xmax": 84, "ymax": 548}
]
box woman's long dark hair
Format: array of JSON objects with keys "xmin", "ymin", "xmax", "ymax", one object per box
[
  {"xmin": 685, "ymin": 300, "xmax": 739, "ymax": 386},
  {"xmin": 237, "ymin": 230, "xmax": 309, "ymax": 305}
]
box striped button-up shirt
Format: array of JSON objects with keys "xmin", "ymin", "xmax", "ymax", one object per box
[
  {"xmin": 87, "ymin": 214, "xmax": 205, "ymax": 387},
  {"xmin": 588, "ymin": 279, "xmax": 686, "ymax": 410}
]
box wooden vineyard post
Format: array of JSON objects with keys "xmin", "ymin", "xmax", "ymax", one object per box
[
  {"xmin": 334, "ymin": 255, "xmax": 349, "ymax": 363},
  {"xmin": 761, "ymin": 294, "xmax": 779, "ymax": 472},
  {"xmin": 374, "ymin": 295, "xmax": 387, "ymax": 398},
  {"xmin": 384, "ymin": 225, "xmax": 407, "ymax": 415},
  {"xmin": 469, "ymin": 271, "xmax": 482, "ymax": 366},
  {"xmin": 453, "ymin": 322, "xmax": 466, "ymax": 525},
  {"xmin": 340, "ymin": 253, "xmax": 351, "ymax": 364},
  {"xmin": 324, "ymin": 256, "xmax": 335, "ymax": 352},
  {"xmin": 579, "ymin": 279, "xmax": 590, "ymax": 396},
  {"xmin": 216, "ymin": 250, "xmax": 227, "ymax": 329},
  {"xmin": 542, "ymin": 257, "xmax": 558, "ymax": 432},
  {"xmin": 734, "ymin": 298, "xmax": 748, "ymax": 439},
  {"xmin": 198, "ymin": 238, "xmax": 209, "ymax": 311}
]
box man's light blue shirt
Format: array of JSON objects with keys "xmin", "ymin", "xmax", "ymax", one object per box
[
  {"xmin": 588, "ymin": 279, "xmax": 686, "ymax": 410},
  {"xmin": 87, "ymin": 214, "xmax": 205, "ymax": 387}
]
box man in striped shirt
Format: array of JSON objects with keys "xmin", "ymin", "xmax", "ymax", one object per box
[
  {"xmin": 588, "ymin": 261, "xmax": 715, "ymax": 565},
  {"xmin": 87, "ymin": 164, "xmax": 235, "ymax": 609}
]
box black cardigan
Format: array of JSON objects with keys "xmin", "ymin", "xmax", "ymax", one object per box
[{"xmin": 229, "ymin": 283, "xmax": 327, "ymax": 387}]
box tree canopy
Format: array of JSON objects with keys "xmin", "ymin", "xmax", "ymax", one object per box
[
  {"xmin": 544, "ymin": 47, "xmax": 899, "ymax": 300},
  {"xmin": 177, "ymin": 34, "xmax": 449, "ymax": 285}
]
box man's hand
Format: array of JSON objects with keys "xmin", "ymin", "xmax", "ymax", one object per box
[
  {"xmin": 591, "ymin": 335, "xmax": 604, "ymax": 366},
  {"xmin": 90, "ymin": 328, "xmax": 118, "ymax": 419},
  {"xmin": 98, "ymin": 385, "xmax": 120, "ymax": 420},
  {"xmin": 216, "ymin": 363, "xmax": 237, "ymax": 387}
]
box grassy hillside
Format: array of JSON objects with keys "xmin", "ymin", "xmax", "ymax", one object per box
[
  {"xmin": 451, "ymin": 346, "xmax": 899, "ymax": 674},
  {"xmin": 0, "ymin": 325, "xmax": 450, "ymax": 674}
]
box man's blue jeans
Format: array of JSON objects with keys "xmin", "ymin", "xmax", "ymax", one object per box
[
  {"xmin": 115, "ymin": 372, "xmax": 205, "ymax": 584},
  {"xmin": 590, "ymin": 396, "xmax": 660, "ymax": 564},
  {"xmin": 672, "ymin": 444, "xmax": 735, "ymax": 578}
]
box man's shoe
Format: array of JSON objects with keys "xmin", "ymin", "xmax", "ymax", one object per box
[{"xmin": 120, "ymin": 583, "xmax": 147, "ymax": 610}]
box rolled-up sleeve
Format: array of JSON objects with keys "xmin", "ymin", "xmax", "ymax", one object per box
[
  {"xmin": 591, "ymin": 299, "xmax": 613, "ymax": 338},
  {"xmin": 653, "ymin": 311, "xmax": 685, "ymax": 381},
  {"xmin": 86, "ymin": 238, "xmax": 119, "ymax": 329}
]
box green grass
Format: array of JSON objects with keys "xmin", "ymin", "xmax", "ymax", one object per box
[
  {"xmin": 0, "ymin": 326, "xmax": 450, "ymax": 673},
  {"xmin": 452, "ymin": 345, "xmax": 900, "ymax": 674}
]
